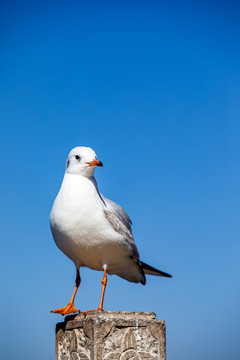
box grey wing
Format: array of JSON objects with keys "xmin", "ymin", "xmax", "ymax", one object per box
[
  {"xmin": 101, "ymin": 195, "xmax": 140, "ymax": 258},
  {"xmin": 101, "ymin": 195, "xmax": 132, "ymax": 231}
]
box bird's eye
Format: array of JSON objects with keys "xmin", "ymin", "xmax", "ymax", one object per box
[{"xmin": 75, "ymin": 155, "xmax": 80, "ymax": 160}]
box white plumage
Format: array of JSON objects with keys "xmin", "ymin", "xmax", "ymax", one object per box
[{"xmin": 50, "ymin": 146, "xmax": 171, "ymax": 315}]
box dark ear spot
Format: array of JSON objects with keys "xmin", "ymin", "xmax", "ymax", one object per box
[{"xmin": 66, "ymin": 160, "xmax": 70, "ymax": 168}]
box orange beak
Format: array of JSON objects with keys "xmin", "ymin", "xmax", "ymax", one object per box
[{"xmin": 87, "ymin": 160, "xmax": 103, "ymax": 167}]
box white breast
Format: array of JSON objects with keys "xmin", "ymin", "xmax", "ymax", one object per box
[{"xmin": 50, "ymin": 173, "xmax": 127, "ymax": 269}]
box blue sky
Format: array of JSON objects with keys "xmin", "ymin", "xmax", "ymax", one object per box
[{"xmin": 1, "ymin": 1, "xmax": 240, "ymax": 359}]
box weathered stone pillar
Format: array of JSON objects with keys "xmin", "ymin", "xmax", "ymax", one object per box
[{"xmin": 56, "ymin": 311, "xmax": 166, "ymax": 360}]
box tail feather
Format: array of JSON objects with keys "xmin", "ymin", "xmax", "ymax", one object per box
[{"xmin": 140, "ymin": 260, "xmax": 172, "ymax": 278}]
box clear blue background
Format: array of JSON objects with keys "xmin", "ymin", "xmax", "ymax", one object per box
[{"xmin": 1, "ymin": 1, "xmax": 239, "ymax": 359}]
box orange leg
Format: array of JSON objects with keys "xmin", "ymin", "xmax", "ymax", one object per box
[
  {"xmin": 51, "ymin": 268, "xmax": 81, "ymax": 316},
  {"xmin": 82, "ymin": 268, "xmax": 108, "ymax": 314},
  {"xmin": 97, "ymin": 267, "xmax": 107, "ymax": 311}
]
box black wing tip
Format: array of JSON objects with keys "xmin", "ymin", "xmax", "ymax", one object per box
[
  {"xmin": 130, "ymin": 256, "xmax": 172, "ymax": 284},
  {"xmin": 151, "ymin": 269, "xmax": 173, "ymax": 278},
  {"xmin": 140, "ymin": 260, "xmax": 173, "ymax": 278},
  {"xmin": 161, "ymin": 272, "xmax": 173, "ymax": 278}
]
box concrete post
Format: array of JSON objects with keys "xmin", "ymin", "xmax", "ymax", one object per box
[{"xmin": 56, "ymin": 311, "xmax": 166, "ymax": 360}]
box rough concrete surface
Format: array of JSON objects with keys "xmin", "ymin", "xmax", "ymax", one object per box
[{"xmin": 56, "ymin": 311, "xmax": 166, "ymax": 360}]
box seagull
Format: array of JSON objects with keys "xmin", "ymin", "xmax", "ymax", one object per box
[{"xmin": 50, "ymin": 146, "xmax": 172, "ymax": 315}]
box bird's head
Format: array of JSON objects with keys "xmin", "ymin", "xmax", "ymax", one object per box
[{"xmin": 65, "ymin": 146, "xmax": 103, "ymax": 178}]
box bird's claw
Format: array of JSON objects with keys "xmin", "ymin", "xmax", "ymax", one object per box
[
  {"xmin": 51, "ymin": 303, "xmax": 80, "ymax": 316},
  {"xmin": 80, "ymin": 307, "xmax": 104, "ymax": 315}
]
